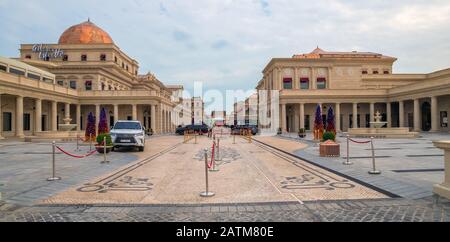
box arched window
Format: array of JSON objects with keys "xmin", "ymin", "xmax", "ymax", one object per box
[
  {"xmin": 300, "ymin": 78, "xmax": 309, "ymax": 89},
  {"xmin": 85, "ymin": 81, "xmax": 92, "ymax": 91},
  {"xmin": 100, "ymin": 54, "xmax": 106, "ymax": 61},
  {"xmin": 81, "ymin": 54, "xmax": 87, "ymax": 61},
  {"xmin": 62, "ymin": 55, "xmax": 68, "ymax": 61},
  {"xmin": 283, "ymin": 78, "xmax": 292, "ymax": 89},
  {"xmin": 101, "ymin": 83, "xmax": 106, "ymax": 90},
  {"xmin": 317, "ymin": 78, "xmax": 326, "ymax": 89}
]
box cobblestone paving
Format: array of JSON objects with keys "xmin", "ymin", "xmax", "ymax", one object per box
[{"xmin": 1, "ymin": 196, "xmax": 449, "ymax": 222}]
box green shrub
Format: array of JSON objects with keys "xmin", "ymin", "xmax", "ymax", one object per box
[
  {"xmin": 322, "ymin": 132, "xmax": 335, "ymax": 142},
  {"xmin": 96, "ymin": 133, "xmax": 113, "ymax": 146}
]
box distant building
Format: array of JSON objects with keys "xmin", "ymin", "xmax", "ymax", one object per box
[{"xmin": 178, "ymin": 97, "xmax": 204, "ymax": 126}]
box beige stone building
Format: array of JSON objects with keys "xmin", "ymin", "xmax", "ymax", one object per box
[
  {"xmin": 177, "ymin": 97, "xmax": 205, "ymax": 126},
  {"xmin": 256, "ymin": 48, "xmax": 450, "ymax": 133},
  {"xmin": 0, "ymin": 20, "xmax": 181, "ymax": 139}
]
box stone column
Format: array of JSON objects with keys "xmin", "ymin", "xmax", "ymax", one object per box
[
  {"xmin": 113, "ymin": 104, "xmax": 119, "ymax": 124},
  {"xmin": 35, "ymin": 99, "xmax": 42, "ymax": 133},
  {"xmin": 15, "ymin": 96, "xmax": 24, "ymax": 137},
  {"xmin": 151, "ymin": 105, "xmax": 156, "ymax": 133},
  {"xmin": 64, "ymin": 103, "xmax": 71, "ymax": 121},
  {"xmin": 132, "ymin": 104, "xmax": 137, "ymax": 121},
  {"xmin": 51, "ymin": 101, "xmax": 58, "ymax": 132},
  {"xmin": 386, "ymin": 102, "xmax": 392, "ymax": 128},
  {"xmin": 399, "ymin": 101, "xmax": 405, "ymax": 128},
  {"xmin": 370, "ymin": 102, "xmax": 375, "ymax": 128},
  {"xmin": 95, "ymin": 104, "xmax": 100, "ymax": 135},
  {"xmin": 281, "ymin": 104, "xmax": 286, "ymax": 133},
  {"xmin": 335, "ymin": 103, "xmax": 341, "ymax": 132},
  {"xmin": 432, "ymin": 141, "xmax": 450, "ymax": 199},
  {"xmin": 0, "ymin": 94, "xmax": 3, "ymax": 139},
  {"xmin": 352, "ymin": 102, "xmax": 358, "ymax": 128},
  {"xmin": 414, "ymin": 99, "xmax": 420, "ymax": 132},
  {"xmin": 76, "ymin": 104, "xmax": 81, "ymax": 131},
  {"xmin": 299, "ymin": 103, "xmax": 305, "ymax": 129},
  {"xmin": 431, "ymin": 96, "xmax": 439, "ymax": 132}
]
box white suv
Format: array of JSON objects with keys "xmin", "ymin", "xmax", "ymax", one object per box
[{"xmin": 110, "ymin": 120, "xmax": 146, "ymax": 152}]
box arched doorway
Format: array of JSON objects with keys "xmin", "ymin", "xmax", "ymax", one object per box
[{"xmin": 421, "ymin": 102, "xmax": 431, "ymax": 131}]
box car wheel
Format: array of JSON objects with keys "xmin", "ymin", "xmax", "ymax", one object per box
[
  {"xmin": 111, "ymin": 147, "xmax": 115, "ymax": 151},
  {"xmin": 138, "ymin": 146, "xmax": 144, "ymax": 152}
]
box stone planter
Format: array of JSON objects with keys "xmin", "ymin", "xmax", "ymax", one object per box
[{"xmin": 319, "ymin": 140, "xmax": 340, "ymax": 157}]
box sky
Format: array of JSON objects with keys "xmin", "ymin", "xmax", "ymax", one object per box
[{"xmin": 1, "ymin": 0, "xmax": 450, "ymax": 112}]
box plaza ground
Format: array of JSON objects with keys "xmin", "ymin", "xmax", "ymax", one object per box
[{"xmin": 0, "ymin": 131, "xmax": 450, "ymax": 221}]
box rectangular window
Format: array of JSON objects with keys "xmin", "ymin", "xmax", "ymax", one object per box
[
  {"xmin": 283, "ymin": 78, "xmax": 292, "ymax": 89},
  {"xmin": 0, "ymin": 65, "xmax": 6, "ymax": 72},
  {"xmin": 81, "ymin": 55, "xmax": 87, "ymax": 61},
  {"xmin": 85, "ymin": 81, "xmax": 92, "ymax": 91},
  {"xmin": 305, "ymin": 115, "xmax": 310, "ymax": 131},
  {"xmin": 373, "ymin": 70, "xmax": 379, "ymax": 74},
  {"xmin": 43, "ymin": 78, "xmax": 53, "ymax": 83},
  {"xmin": 27, "ymin": 73, "xmax": 41, "ymax": 80},
  {"xmin": 383, "ymin": 70, "xmax": 390, "ymax": 74},
  {"xmin": 362, "ymin": 70, "xmax": 368, "ymax": 75},
  {"xmin": 317, "ymin": 78, "xmax": 326, "ymax": 89},
  {"xmin": 23, "ymin": 113, "xmax": 31, "ymax": 131},
  {"xmin": 9, "ymin": 68, "xmax": 25, "ymax": 76},
  {"xmin": 100, "ymin": 54, "xmax": 106, "ymax": 61},
  {"xmin": 63, "ymin": 55, "xmax": 68, "ymax": 61},
  {"xmin": 57, "ymin": 80, "xmax": 64, "ymax": 86},
  {"xmin": 300, "ymin": 78, "xmax": 309, "ymax": 89},
  {"xmin": 69, "ymin": 81, "xmax": 77, "ymax": 90},
  {"xmin": 3, "ymin": 112, "xmax": 12, "ymax": 131}
]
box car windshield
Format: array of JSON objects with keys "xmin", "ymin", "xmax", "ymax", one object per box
[{"xmin": 113, "ymin": 122, "xmax": 141, "ymax": 130}]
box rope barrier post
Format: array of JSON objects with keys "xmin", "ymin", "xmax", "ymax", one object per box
[
  {"xmin": 210, "ymin": 140, "xmax": 220, "ymax": 172},
  {"xmin": 101, "ymin": 136, "xmax": 110, "ymax": 164},
  {"xmin": 47, "ymin": 141, "xmax": 61, "ymax": 181},
  {"xmin": 343, "ymin": 135, "xmax": 353, "ymax": 165},
  {"xmin": 91, "ymin": 133, "xmax": 93, "ymax": 150},
  {"xmin": 368, "ymin": 137, "xmax": 381, "ymax": 174},
  {"xmin": 200, "ymin": 148, "xmax": 215, "ymax": 197},
  {"xmin": 216, "ymin": 138, "xmax": 222, "ymax": 161}
]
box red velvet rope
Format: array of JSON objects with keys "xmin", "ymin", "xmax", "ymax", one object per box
[
  {"xmin": 56, "ymin": 146, "xmax": 98, "ymax": 158},
  {"xmin": 349, "ymin": 138, "xmax": 371, "ymax": 144},
  {"xmin": 208, "ymin": 141, "xmax": 215, "ymax": 168}
]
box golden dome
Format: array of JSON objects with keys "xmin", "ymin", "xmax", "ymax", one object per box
[{"xmin": 58, "ymin": 20, "xmax": 113, "ymax": 45}]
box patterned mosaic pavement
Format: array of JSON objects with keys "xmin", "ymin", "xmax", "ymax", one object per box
[{"xmin": 40, "ymin": 135, "xmax": 387, "ymax": 205}]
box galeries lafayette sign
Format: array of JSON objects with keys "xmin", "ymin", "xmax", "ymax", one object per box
[{"xmin": 32, "ymin": 44, "xmax": 64, "ymax": 60}]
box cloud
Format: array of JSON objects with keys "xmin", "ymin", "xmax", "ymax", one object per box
[{"xmin": 1, "ymin": 0, "xmax": 450, "ymax": 110}]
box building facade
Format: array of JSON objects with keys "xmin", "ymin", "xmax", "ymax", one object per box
[
  {"xmin": 256, "ymin": 48, "xmax": 450, "ymax": 133},
  {"xmin": 0, "ymin": 20, "xmax": 180, "ymax": 139}
]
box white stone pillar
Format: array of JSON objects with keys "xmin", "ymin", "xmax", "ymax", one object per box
[
  {"xmin": 431, "ymin": 96, "xmax": 439, "ymax": 132},
  {"xmin": 16, "ymin": 96, "xmax": 24, "ymax": 137},
  {"xmin": 335, "ymin": 103, "xmax": 341, "ymax": 132},
  {"xmin": 299, "ymin": 103, "xmax": 305, "ymax": 130},
  {"xmin": 132, "ymin": 104, "xmax": 137, "ymax": 121},
  {"xmin": 76, "ymin": 104, "xmax": 81, "ymax": 131},
  {"xmin": 432, "ymin": 141, "xmax": 450, "ymax": 199},
  {"xmin": 386, "ymin": 102, "xmax": 392, "ymax": 128},
  {"xmin": 64, "ymin": 103, "xmax": 70, "ymax": 120},
  {"xmin": 370, "ymin": 102, "xmax": 375, "ymax": 128},
  {"xmin": 0, "ymin": 94, "xmax": 3, "ymax": 139},
  {"xmin": 281, "ymin": 104, "xmax": 286, "ymax": 133},
  {"xmin": 151, "ymin": 105, "xmax": 156, "ymax": 133},
  {"xmin": 399, "ymin": 101, "xmax": 405, "ymax": 128},
  {"xmin": 352, "ymin": 102, "xmax": 358, "ymax": 128},
  {"xmin": 35, "ymin": 99, "xmax": 42, "ymax": 133},
  {"xmin": 113, "ymin": 104, "xmax": 119, "ymax": 124},
  {"xmin": 51, "ymin": 101, "xmax": 58, "ymax": 132},
  {"xmin": 95, "ymin": 104, "xmax": 100, "ymax": 135},
  {"xmin": 414, "ymin": 99, "xmax": 420, "ymax": 132}
]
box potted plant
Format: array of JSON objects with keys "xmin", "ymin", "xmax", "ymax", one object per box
[
  {"xmin": 298, "ymin": 128, "xmax": 306, "ymax": 138},
  {"xmin": 277, "ymin": 128, "xmax": 282, "ymax": 135},
  {"xmin": 322, "ymin": 131, "xmax": 336, "ymax": 142},
  {"xmin": 95, "ymin": 133, "xmax": 113, "ymax": 153}
]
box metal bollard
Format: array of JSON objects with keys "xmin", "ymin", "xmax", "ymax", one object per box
[
  {"xmin": 368, "ymin": 137, "xmax": 381, "ymax": 174},
  {"xmin": 215, "ymin": 138, "xmax": 222, "ymax": 161},
  {"xmin": 210, "ymin": 141, "xmax": 220, "ymax": 172},
  {"xmin": 343, "ymin": 135, "xmax": 353, "ymax": 165},
  {"xmin": 89, "ymin": 133, "xmax": 92, "ymax": 151},
  {"xmin": 47, "ymin": 141, "xmax": 61, "ymax": 181},
  {"xmin": 101, "ymin": 136, "xmax": 110, "ymax": 164},
  {"xmin": 200, "ymin": 148, "xmax": 215, "ymax": 197}
]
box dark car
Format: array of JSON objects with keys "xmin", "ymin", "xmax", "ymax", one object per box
[
  {"xmin": 231, "ymin": 125, "xmax": 258, "ymax": 135},
  {"xmin": 176, "ymin": 124, "xmax": 209, "ymax": 135}
]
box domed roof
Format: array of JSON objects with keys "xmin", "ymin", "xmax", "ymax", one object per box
[{"xmin": 58, "ymin": 19, "xmax": 113, "ymax": 45}]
